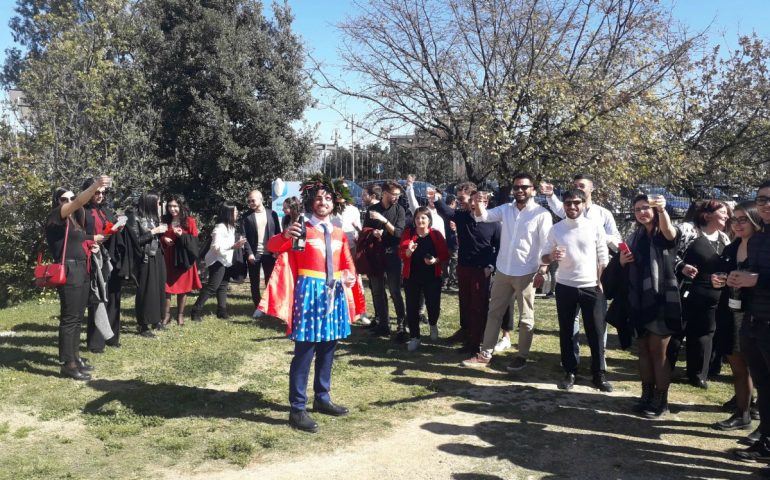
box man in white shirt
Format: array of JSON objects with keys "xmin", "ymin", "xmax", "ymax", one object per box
[
  {"xmin": 462, "ymin": 173, "xmax": 552, "ymax": 370},
  {"xmin": 541, "ymin": 189, "xmax": 611, "ymax": 392}
]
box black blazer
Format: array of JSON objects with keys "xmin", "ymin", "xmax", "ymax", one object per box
[{"xmin": 241, "ymin": 208, "xmax": 281, "ymax": 258}]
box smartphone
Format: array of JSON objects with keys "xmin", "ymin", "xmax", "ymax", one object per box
[{"xmin": 618, "ymin": 242, "xmax": 630, "ymax": 254}]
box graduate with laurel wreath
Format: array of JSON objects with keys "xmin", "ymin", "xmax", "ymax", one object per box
[{"xmin": 259, "ymin": 175, "xmax": 363, "ymax": 433}]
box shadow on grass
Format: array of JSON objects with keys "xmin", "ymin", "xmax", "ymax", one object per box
[
  {"xmin": 0, "ymin": 345, "xmax": 62, "ymax": 377},
  {"xmin": 417, "ymin": 380, "xmax": 759, "ymax": 479},
  {"xmin": 12, "ymin": 322, "xmax": 59, "ymax": 332},
  {"xmin": 84, "ymin": 379, "xmax": 288, "ymax": 425}
]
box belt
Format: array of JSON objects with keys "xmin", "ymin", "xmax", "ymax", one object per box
[{"xmin": 298, "ymin": 268, "xmax": 341, "ymax": 280}]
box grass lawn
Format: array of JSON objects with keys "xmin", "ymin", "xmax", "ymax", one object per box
[{"xmin": 0, "ymin": 282, "xmax": 754, "ymax": 479}]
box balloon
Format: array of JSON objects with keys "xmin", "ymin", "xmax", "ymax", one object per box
[{"xmin": 273, "ymin": 178, "xmax": 285, "ymax": 197}]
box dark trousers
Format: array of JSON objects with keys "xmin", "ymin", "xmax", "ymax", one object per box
[
  {"xmin": 405, "ymin": 275, "xmax": 442, "ymax": 339},
  {"xmin": 58, "ymin": 260, "xmax": 89, "ymax": 364},
  {"xmin": 369, "ymin": 251, "xmax": 405, "ymax": 326},
  {"xmin": 289, "ymin": 340, "xmax": 337, "ymax": 412},
  {"xmin": 247, "ymin": 254, "xmax": 275, "ymax": 306},
  {"xmin": 741, "ymin": 316, "xmax": 770, "ymax": 436},
  {"xmin": 457, "ymin": 265, "xmax": 490, "ymax": 344},
  {"xmin": 555, "ymin": 283, "xmax": 606, "ymax": 375},
  {"xmin": 443, "ymin": 250, "xmax": 458, "ymax": 287},
  {"xmin": 194, "ymin": 261, "xmax": 229, "ymax": 315},
  {"xmin": 681, "ymin": 292, "xmax": 718, "ymax": 381},
  {"xmin": 86, "ymin": 270, "xmax": 122, "ymax": 350}
]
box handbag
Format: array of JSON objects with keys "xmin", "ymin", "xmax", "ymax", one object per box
[{"xmin": 34, "ymin": 219, "xmax": 69, "ymax": 288}]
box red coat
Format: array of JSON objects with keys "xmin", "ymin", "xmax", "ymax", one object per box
[{"xmin": 399, "ymin": 228, "xmax": 449, "ymax": 279}]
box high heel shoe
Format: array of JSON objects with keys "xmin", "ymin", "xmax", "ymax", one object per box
[{"xmin": 177, "ymin": 315, "xmax": 185, "ymax": 326}]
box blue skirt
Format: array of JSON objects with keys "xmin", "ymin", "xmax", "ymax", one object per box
[{"xmin": 291, "ymin": 276, "xmax": 351, "ymax": 342}]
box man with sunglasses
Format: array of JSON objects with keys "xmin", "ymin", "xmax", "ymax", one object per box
[
  {"xmin": 541, "ymin": 189, "xmax": 611, "ymax": 391},
  {"xmin": 731, "ymin": 182, "xmax": 770, "ymax": 462},
  {"xmin": 242, "ymin": 189, "xmax": 281, "ymax": 316},
  {"xmin": 462, "ymin": 173, "xmax": 552, "ymax": 369}
]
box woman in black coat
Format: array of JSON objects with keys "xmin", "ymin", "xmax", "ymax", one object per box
[{"xmin": 126, "ymin": 192, "xmax": 167, "ymax": 337}]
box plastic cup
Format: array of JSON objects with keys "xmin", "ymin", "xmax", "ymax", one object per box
[{"xmin": 714, "ymin": 272, "xmax": 728, "ymax": 287}]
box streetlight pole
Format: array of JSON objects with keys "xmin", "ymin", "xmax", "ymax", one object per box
[{"xmin": 349, "ymin": 116, "xmax": 355, "ymax": 182}]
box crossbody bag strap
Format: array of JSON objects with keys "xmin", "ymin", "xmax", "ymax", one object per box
[{"xmin": 60, "ymin": 217, "xmax": 70, "ymax": 266}]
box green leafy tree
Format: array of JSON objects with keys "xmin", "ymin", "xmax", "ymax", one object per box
[
  {"xmin": 135, "ymin": 0, "xmax": 314, "ymax": 214},
  {"xmin": 3, "ymin": 0, "xmax": 159, "ymax": 193}
]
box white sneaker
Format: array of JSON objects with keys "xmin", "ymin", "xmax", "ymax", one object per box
[
  {"xmin": 493, "ymin": 336, "xmax": 511, "ymax": 352},
  {"xmin": 358, "ymin": 313, "xmax": 372, "ymax": 326},
  {"xmin": 407, "ymin": 338, "xmax": 421, "ymax": 351},
  {"xmin": 253, "ymin": 308, "xmax": 264, "ymax": 319},
  {"xmin": 430, "ymin": 324, "xmax": 439, "ymax": 341}
]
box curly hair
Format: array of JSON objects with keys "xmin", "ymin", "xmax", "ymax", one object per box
[{"xmin": 300, "ymin": 174, "xmax": 351, "ymax": 216}]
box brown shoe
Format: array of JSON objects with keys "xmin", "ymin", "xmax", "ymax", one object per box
[
  {"xmin": 446, "ymin": 328, "xmax": 468, "ymax": 344},
  {"xmin": 462, "ymin": 352, "xmax": 491, "ymax": 368}
]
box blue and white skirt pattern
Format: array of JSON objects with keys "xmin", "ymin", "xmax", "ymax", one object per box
[{"xmin": 291, "ymin": 276, "xmax": 351, "ymax": 342}]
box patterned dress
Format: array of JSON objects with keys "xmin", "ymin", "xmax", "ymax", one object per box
[{"xmin": 259, "ymin": 217, "xmax": 359, "ymax": 341}]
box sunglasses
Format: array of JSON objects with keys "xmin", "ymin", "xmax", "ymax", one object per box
[
  {"xmin": 511, "ymin": 185, "xmax": 532, "ymax": 191},
  {"xmin": 93, "ymin": 190, "xmax": 107, "ymax": 196},
  {"xmin": 732, "ymin": 216, "xmax": 753, "ymax": 225},
  {"xmin": 756, "ymin": 196, "xmax": 770, "ymax": 206},
  {"xmin": 563, "ymin": 200, "xmax": 583, "ymax": 206},
  {"xmin": 634, "ymin": 206, "xmax": 652, "ymax": 213},
  {"xmin": 60, "ymin": 197, "xmax": 74, "ymax": 202}
]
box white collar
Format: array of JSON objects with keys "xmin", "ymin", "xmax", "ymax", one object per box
[{"xmin": 309, "ymin": 215, "xmax": 333, "ymax": 229}]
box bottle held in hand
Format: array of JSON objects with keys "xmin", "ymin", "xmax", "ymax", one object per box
[{"xmin": 292, "ymin": 213, "xmax": 306, "ymax": 252}]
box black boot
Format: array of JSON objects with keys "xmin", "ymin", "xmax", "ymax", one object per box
[
  {"xmin": 633, "ymin": 382, "xmax": 654, "ymax": 413},
  {"xmin": 642, "ymin": 388, "xmax": 669, "ymax": 419},
  {"xmin": 714, "ymin": 410, "xmax": 752, "ymax": 431}
]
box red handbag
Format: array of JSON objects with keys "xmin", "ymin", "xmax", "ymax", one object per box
[{"xmin": 34, "ymin": 219, "xmax": 69, "ymax": 288}]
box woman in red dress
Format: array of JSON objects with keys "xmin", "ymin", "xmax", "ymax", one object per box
[{"xmin": 161, "ymin": 194, "xmax": 202, "ymax": 325}]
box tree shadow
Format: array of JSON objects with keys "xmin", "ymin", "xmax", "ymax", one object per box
[
  {"xmin": 0, "ymin": 345, "xmax": 63, "ymax": 378},
  {"xmin": 410, "ymin": 380, "xmax": 760, "ymax": 479},
  {"xmin": 84, "ymin": 378, "xmax": 288, "ymax": 425},
  {"xmin": 12, "ymin": 322, "xmax": 59, "ymax": 332}
]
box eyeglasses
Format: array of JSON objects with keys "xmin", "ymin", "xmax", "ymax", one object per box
[
  {"xmin": 732, "ymin": 216, "xmax": 753, "ymax": 225},
  {"xmin": 511, "ymin": 185, "xmax": 532, "ymax": 191},
  {"xmin": 60, "ymin": 196, "xmax": 74, "ymax": 203},
  {"xmin": 94, "ymin": 190, "xmax": 106, "ymax": 196},
  {"xmin": 563, "ymin": 200, "xmax": 583, "ymax": 207},
  {"xmin": 756, "ymin": 196, "xmax": 770, "ymax": 206},
  {"xmin": 634, "ymin": 206, "xmax": 652, "ymax": 213}
]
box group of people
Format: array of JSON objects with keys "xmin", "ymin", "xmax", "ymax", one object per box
[{"xmin": 44, "ymin": 173, "xmax": 770, "ymax": 463}]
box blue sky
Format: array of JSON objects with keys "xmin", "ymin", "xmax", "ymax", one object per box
[{"xmin": 1, "ymin": 0, "xmax": 768, "ymax": 145}]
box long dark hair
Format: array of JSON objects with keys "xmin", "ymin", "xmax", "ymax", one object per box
[
  {"xmin": 281, "ymin": 196, "xmax": 301, "ymax": 230},
  {"xmin": 217, "ymin": 201, "xmax": 237, "ymax": 228},
  {"xmin": 48, "ymin": 187, "xmax": 85, "ymax": 229},
  {"xmin": 136, "ymin": 192, "xmax": 161, "ymax": 222},
  {"xmin": 734, "ymin": 200, "xmax": 762, "ymax": 232},
  {"xmin": 632, "ymin": 193, "xmax": 660, "ymax": 234},
  {"xmin": 162, "ymin": 193, "xmax": 190, "ymax": 228}
]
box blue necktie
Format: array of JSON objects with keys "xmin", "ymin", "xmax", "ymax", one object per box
[{"xmin": 321, "ymin": 224, "xmax": 334, "ymax": 288}]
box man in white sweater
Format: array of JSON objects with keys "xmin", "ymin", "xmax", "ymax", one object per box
[{"xmin": 541, "ymin": 189, "xmax": 611, "ymax": 392}]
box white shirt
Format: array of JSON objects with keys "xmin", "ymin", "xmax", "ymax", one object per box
[
  {"xmin": 543, "ymin": 216, "xmax": 608, "ymax": 288},
  {"xmin": 205, "ymin": 223, "xmax": 236, "ymax": 267},
  {"xmin": 405, "ymin": 184, "xmax": 445, "ymax": 237},
  {"xmin": 332, "ymin": 205, "xmax": 362, "ymax": 247},
  {"xmin": 547, "ymin": 195, "xmax": 621, "ymax": 250},
  {"xmin": 475, "ymin": 199, "xmax": 553, "ymax": 276}
]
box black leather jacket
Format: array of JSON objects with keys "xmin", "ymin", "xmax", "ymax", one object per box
[{"xmin": 126, "ymin": 211, "xmax": 160, "ymax": 262}]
